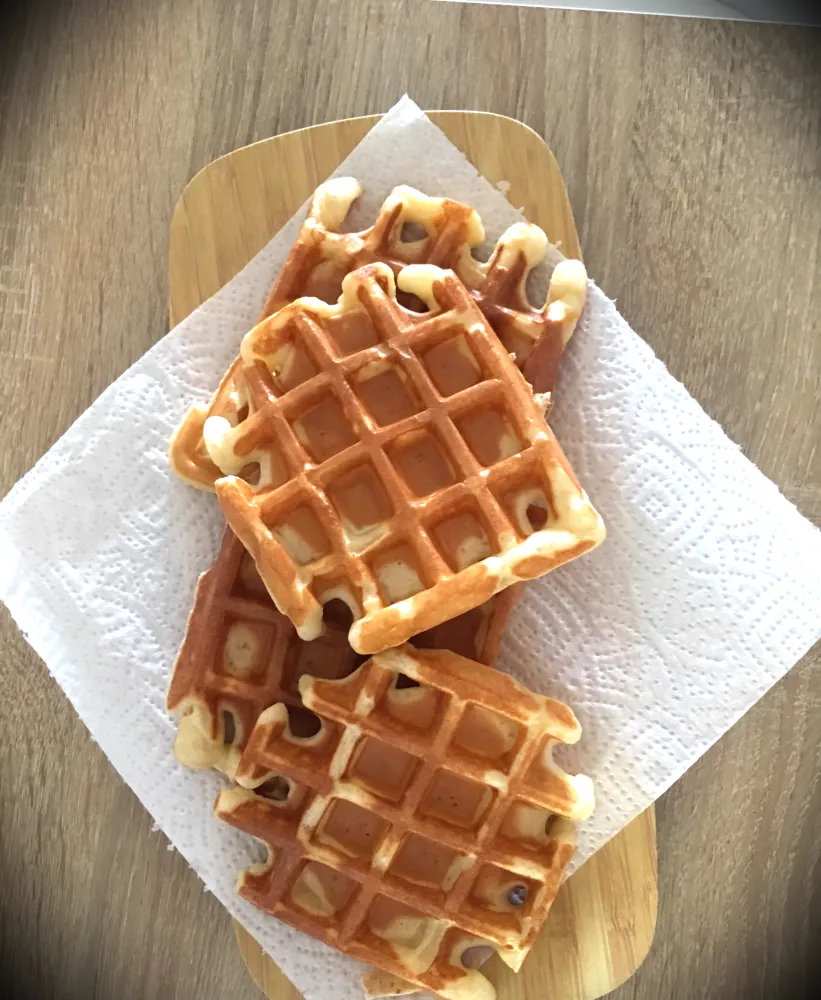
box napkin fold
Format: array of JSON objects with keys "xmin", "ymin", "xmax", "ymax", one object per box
[{"xmin": 2, "ymin": 97, "xmax": 820, "ymax": 1000}]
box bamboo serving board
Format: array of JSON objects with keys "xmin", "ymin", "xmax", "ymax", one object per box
[{"xmin": 168, "ymin": 111, "xmax": 658, "ymax": 1000}]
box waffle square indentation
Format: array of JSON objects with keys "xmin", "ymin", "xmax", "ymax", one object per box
[
  {"xmin": 389, "ymin": 833, "xmax": 471, "ymax": 892},
  {"xmin": 347, "ymin": 736, "xmax": 419, "ymax": 803},
  {"xmin": 429, "ymin": 509, "xmax": 494, "ymax": 572},
  {"xmin": 314, "ymin": 798, "xmax": 389, "ymax": 862},
  {"xmin": 289, "ymin": 861, "xmax": 359, "ymax": 918},
  {"xmin": 291, "ymin": 394, "xmax": 358, "ymax": 462},
  {"xmin": 368, "ymin": 541, "xmax": 428, "ymax": 604},
  {"xmin": 450, "ymin": 704, "xmax": 524, "ymax": 773},
  {"xmin": 269, "ymin": 328, "xmax": 320, "ymax": 393},
  {"xmin": 352, "ymin": 360, "xmax": 422, "ymax": 427},
  {"xmin": 417, "ymin": 769, "xmax": 494, "ymax": 830},
  {"xmin": 378, "ymin": 673, "xmax": 441, "ymax": 733},
  {"xmin": 420, "ymin": 334, "xmax": 482, "ymax": 397},
  {"xmin": 270, "ymin": 504, "xmax": 332, "ymax": 566},
  {"xmin": 218, "ymin": 618, "xmax": 278, "ymax": 681},
  {"xmin": 325, "ymin": 307, "xmax": 383, "ymax": 356},
  {"xmin": 388, "ymin": 430, "xmax": 457, "ymax": 498},
  {"xmin": 466, "ymin": 863, "xmax": 540, "ymax": 930},
  {"xmin": 455, "ymin": 406, "xmax": 523, "ymax": 467},
  {"xmin": 327, "ymin": 463, "xmax": 393, "ymax": 550}
]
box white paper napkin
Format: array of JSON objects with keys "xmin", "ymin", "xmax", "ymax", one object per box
[{"xmin": 1, "ymin": 97, "xmax": 820, "ymax": 1000}]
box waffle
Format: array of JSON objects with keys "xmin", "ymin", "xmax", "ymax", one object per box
[
  {"xmin": 169, "ymin": 178, "xmax": 587, "ymax": 490},
  {"xmin": 167, "ymin": 529, "xmax": 523, "ymax": 776},
  {"xmin": 215, "ymin": 645, "xmax": 594, "ymax": 1000},
  {"xmin": 207, "ymin": 262, "xmax": 604, "ymax": 654}
]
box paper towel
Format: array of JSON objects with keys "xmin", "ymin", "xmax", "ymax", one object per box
[{"xmin": 1, "ymin": 97, "xmax": 820, "ymax": 999}]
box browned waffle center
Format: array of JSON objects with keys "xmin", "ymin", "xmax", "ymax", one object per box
[
  {"xmin": 169, "ymin": 180, "xmax": 589, "ymax": 492},
  {"xmin": 166, "ymin": 528, "xmax": 523, "ymax": 775},
  {"xmin": 211, "ymin": 262, "xmax": 603, "ymax": 652},
  {"xmin": 216, "ymin": 646, "xmax": 593, "ymax": 999}
]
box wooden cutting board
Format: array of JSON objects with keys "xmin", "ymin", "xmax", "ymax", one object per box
[{"xmin": 168, "ymin": 111, "xmax": 658, "ymax": 1000}]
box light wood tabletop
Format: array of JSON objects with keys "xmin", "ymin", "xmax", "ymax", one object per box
[{"xmin": 0, "ymin": 2, "xmax": 818, "ymax": 999}]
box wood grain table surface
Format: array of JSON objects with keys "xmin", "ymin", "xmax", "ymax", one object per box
[{"xmin": 0, "ymin": 2, "xmax": 818, "ymax": 999}]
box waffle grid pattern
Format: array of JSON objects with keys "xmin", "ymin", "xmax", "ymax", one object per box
[
  {"xmin": 169, "ymin": 179, "xmax": 587, "ymax": 491},
  {"xmin": 216, "ymin": 648, "xmax": 587, "ymax": 996},
  {"xmin": 216, "ymin": 264, "xmax": 602, "ymax": 651},
  {"xmin": 167, "ymin": 530, "xmax": 524, "ymax": 774},
  {"xmin": 166, "ymin": 529, "xmax": 362, "ymax": 773}
]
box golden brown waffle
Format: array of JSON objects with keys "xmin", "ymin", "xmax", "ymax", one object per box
[
  {"xmin": 207, "ymin": 262, "xmax": 604, "ymax": 653},
  {"xmin": 169, "ymin": 178, "xmax": 587, "ymax": 490},
  {"xmin": 167, "ymin": 529, "xmax": 524, "ymax": 776},
  {"xmin": 215, "ymin": 646, "xmax": 594, "ymax": 1000},
  {"xmin": 166, "ymin": 528, "xmax": 362, "ymax": 777},
  {"xmin": 169, "ymin": 359, "xmax": 246, "ymax": 489}
]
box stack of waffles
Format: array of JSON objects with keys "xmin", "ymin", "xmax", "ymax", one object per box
[{"xmin": 167, "ymin": 179, "xmax": 604, "ymax": 999}]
